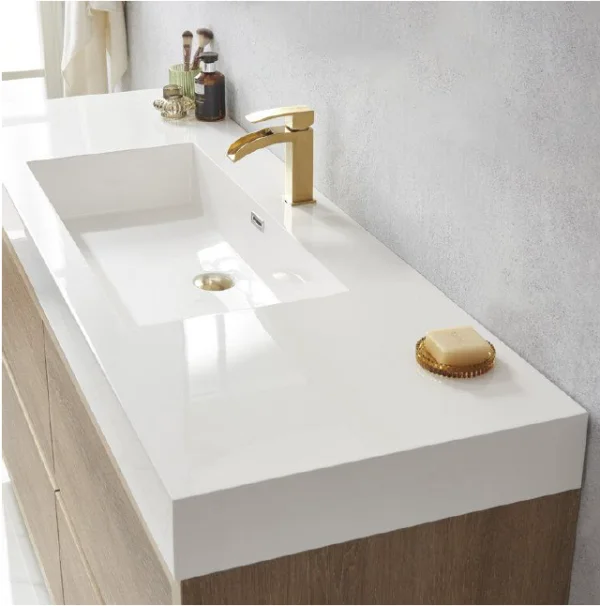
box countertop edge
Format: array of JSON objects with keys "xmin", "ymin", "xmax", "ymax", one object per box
[{"xmin": 171, "ymin": 412, "xmax": 587, "ymax": 580}]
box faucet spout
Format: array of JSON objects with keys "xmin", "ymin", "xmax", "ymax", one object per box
[{"xmin": 227, "ymin": 126, "xmax": 292, "ymax": 162}]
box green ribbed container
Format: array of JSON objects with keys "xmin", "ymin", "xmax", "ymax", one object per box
[{"xmin": 169, "ymin": 64, "xmax": 201, "ymax": 100}]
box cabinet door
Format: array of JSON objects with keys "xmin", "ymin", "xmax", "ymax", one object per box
[
  {"xmin": 2, "ymin": 360, "xmax": 63, "ymax": 604},
  {"xmin": 2, "ymin": 233, "xmax": 53, "ymax": 468},
  {"xmin": 56, "ymin": 493, "xmax": 104, "ymax": 605},
  {"xmin": 45, "ymin": 330, "xmax": 173, "ymax": 605}
]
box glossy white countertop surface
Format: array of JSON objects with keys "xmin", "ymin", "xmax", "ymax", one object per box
[{"xmin": 2, "ymin": 89, "xmax": 587, "ymax": 580}]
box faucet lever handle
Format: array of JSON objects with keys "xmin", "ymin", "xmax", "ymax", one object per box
[{"xmin": 245, "ymin": 106, "xmax": 314, "ymax": 131}]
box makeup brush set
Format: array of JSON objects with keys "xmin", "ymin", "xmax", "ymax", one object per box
[{"xmin": 169, "ymin": 28, "xmax": 214, "ymax": 99}]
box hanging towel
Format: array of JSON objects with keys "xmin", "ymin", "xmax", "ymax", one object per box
[{"xmin": 62, "ymin": 1, "xmax": 128, "ymax": 96}]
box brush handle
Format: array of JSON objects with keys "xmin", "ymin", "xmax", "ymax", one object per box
[
  {"xmin": 183, "ymin": 43, "xmax": 192, "ymax": 71},
  {"xmin": 191, "ymin": 46, "xmax": 204, "ymax": 70}
]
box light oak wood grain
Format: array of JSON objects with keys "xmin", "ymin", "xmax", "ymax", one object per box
[
  {"xmin": 2, "ymin": 233, "xmax": 53, "ymax": 468},
  {"xmin": 2, "ymin": 359, "xmax": 63, "ymax": 605},
  {"xmin": 180, "ymin": 490, "xmax": 580, "ymax": 605},
  {"xmin": 45, "ymin": 329, "xmax": 173, "ymax": 605},
  {"xmin": 56, "ymin": 493, "xmax": 104, "ymax": 605}
]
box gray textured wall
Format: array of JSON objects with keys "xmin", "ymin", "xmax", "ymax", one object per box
[{"xmin": 125, "ymin": 2, "xmax": 600, "ymax": 601}]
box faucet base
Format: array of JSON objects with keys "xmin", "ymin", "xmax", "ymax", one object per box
[{"xmin": 285, "ymin": 197, "xmax": 317, "ymax": 206}]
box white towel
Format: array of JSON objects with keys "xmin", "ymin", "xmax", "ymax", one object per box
[{"xmin": 62, "ymin": 1, "xmax": 128, "ymax": 96}]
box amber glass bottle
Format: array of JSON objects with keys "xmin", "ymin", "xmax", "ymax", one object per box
[{"xmin": 194, "ymin": 52, "xmax": 225, "ymax": 122}]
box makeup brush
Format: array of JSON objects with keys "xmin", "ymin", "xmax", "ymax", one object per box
[
  {"xmin": 182, "ymin": 30, "xmax": 193, "ymax": 71},
  {"xmin": 192, "ymin": 28, "xmax": 214, "ymax": 70}
]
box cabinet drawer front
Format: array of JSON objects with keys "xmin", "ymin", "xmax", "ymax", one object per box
[
  {"xmin": 56, "ymin": 493, "xmax": 104, "ymax": 605},
  {"xmin": 45, "ymin": 331, "xmax": 172, "ymax": 605},
  {"xmin": 2, "ymin": 234, "xmax": 53, "ymax": 468},
  {"xmin": 2, "ymin": 360, "xmax": 63, "ymax": 605}
]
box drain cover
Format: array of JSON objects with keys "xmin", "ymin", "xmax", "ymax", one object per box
[{"xmin": 193, "ymin": 273, "xmax": 235, "ymax": 292}]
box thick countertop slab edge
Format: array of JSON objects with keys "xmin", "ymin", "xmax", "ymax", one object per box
[{"xmin": 171, "ymin": 413, "xmax": 586, "ymax": 579}]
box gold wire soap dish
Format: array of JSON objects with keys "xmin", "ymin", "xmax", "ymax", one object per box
[{"xmin": 415, "ymin": 337, "xmax": 496, "ymax": 378}]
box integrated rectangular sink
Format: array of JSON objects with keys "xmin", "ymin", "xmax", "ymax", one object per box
[{"xmin": 28, "ymin": 144, "xmax": 346, "ymax": 325}]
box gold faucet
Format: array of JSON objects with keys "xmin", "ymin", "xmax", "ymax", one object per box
[{"xmin": 227, "ymin": 106, "xmax": 316, "ymax": 206}]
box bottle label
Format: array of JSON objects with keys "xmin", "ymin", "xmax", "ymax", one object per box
[
  {"xmin": 195, "ymin": 83, "xmax": 204, "ymax": 95},
  {"xmin": 202, "ymin": 80, "xmax": 225, "ymax": 120}
]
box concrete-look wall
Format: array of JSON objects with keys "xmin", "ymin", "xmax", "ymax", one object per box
[{"xmin": 125, "ymin": 2, "xmax": 600, "ymax": 602}]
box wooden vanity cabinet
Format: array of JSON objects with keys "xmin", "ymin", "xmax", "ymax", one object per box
[
  {"xmin": 3, "ymin": 233, "xmax": 103, "ymax": 605},
  {"xmin": 2, "ymin": 230, "xmax": 582, "ymax": 605}
]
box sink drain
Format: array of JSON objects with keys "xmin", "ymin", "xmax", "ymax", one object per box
[{"xmin": 193, "ymin": 273, "xmax": 235, "ymax": 292}]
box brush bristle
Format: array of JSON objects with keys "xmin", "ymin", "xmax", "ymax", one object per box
[
  {"xmin": 182, "ymin": 30, "xmax": 193, "ymax": 39},
  {"xmin": 196, "ymin": 28, "xmax": 214, "ymax": 39}
]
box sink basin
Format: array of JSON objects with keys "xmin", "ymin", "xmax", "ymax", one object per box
[{"xmin": 28, "ymin": 144, "xmax": 346, "ymax": 325}]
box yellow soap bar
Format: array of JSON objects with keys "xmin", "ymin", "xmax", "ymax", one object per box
[{"xmin": 424, "ymin": 326, "xmax": 492, "ymax": 367}]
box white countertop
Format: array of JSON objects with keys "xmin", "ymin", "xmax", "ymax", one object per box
[{"xmin": 2, "ymin": 89, "xmax": 587, "ymax": 580}]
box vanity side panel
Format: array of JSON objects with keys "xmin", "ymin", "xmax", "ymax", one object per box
[
  {"xmin": 2, "ymin": 233, "xmax": 53, "ymax": 468},
  {"xmin": 2, "ymin": 360, "xmax": 64, "ymax": 605},
  {"xmin": 56, "ymin": 493, "xmax": 104, "ymax": 605},
  {"xmin": 45, "ymin": 331, "xmax": 173, "ymax": 605},
  {"xmin": 180, "ymin": 490, "xmax": 580, "ymax": 605}
]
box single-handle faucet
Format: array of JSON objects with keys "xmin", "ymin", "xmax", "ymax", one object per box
[{"xmin": 227, "ymin": 106, "xmax": 316, "ymax": 206}]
